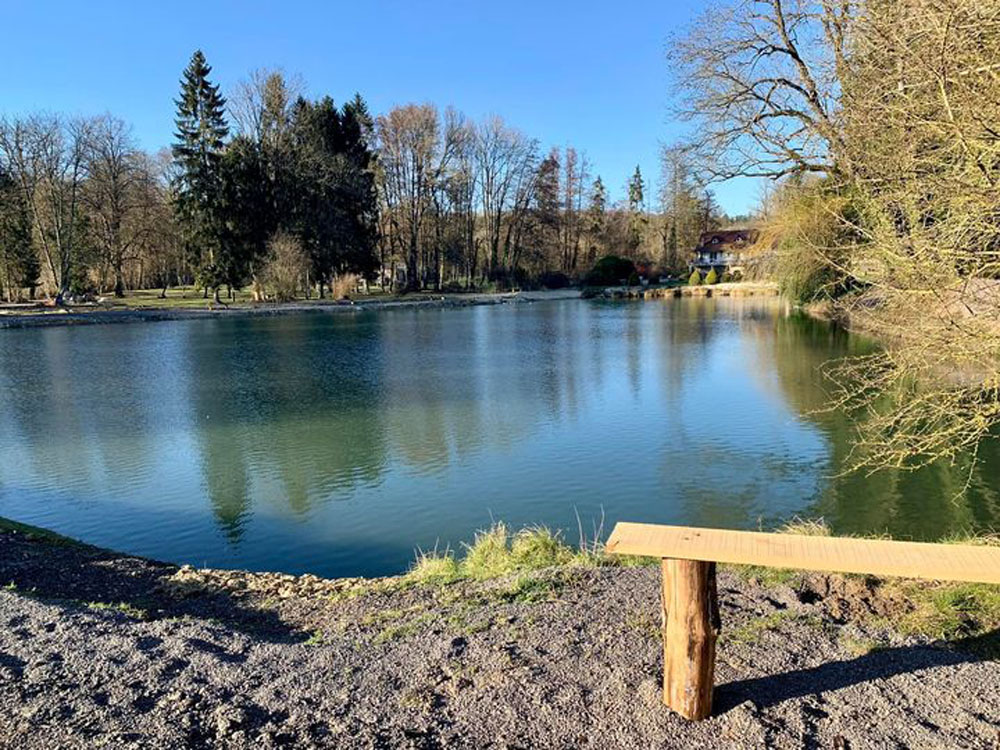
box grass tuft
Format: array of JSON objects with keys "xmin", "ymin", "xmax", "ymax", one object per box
[
  {"xmin": 405, "ymin": 523, "xmax": 600, "ymax": 586},
  {"xmin": 776, "ymin": 517, "xmax": 832, "ymax": 537}
]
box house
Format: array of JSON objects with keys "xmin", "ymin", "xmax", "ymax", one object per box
[{"xmin": 690, "ymin": 229, "xmax": 759, "ymax": 277}]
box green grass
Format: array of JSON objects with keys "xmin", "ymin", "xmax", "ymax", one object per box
[
  {"xmin": 720, "ymin": 611, "xmax": 813, "ymax": 646},
  {"xmin": 763, "ymin": 518, "xmax": 1000, "ymax": 655},
  {"xmin": 0, "ymin": 517, "xmax": 86, "ymax": 548},
  {"xmin": 85, "ymin": 601, "xmax": 148, "ymax": 619},
  {"xmin": 406, "ymin": 523, "xmax": 604, "ymax": 586}
]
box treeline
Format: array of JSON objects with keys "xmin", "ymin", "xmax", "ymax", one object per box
[
  {"xmin": 0, "ymin": 50, "xmax": 743, "ymax": 303},
  {"xmin": 670, "ymin": 0, "xmax": 1000, "ymax": 471}
]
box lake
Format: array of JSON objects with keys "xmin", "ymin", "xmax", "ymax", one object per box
[{"xmin": 1, "ymin": 298, "xmax": 998, "ymax": 578}]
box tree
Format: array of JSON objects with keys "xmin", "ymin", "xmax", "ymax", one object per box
[
  {"xmin": 626, "ymin": 165, "xmax": 646, "ymax": 254},
  {"xmin": 172, "ymin": 50, "xmax": 230, "ymax": 302},
  {"xmin": 0, "ymin": 166, "xmax": 38, "ymax": 300},
  {"xmin": 532, "ymin": 149, "xmax": 561, "ymax": 270},
  {"xmin": 584, "ymin": 176, "xmax": 607, "ymax": 267},
  {"xmin": 473, "ymin": 116, "xmax": 539, "ymax": 283},
  {"xmin": 376, "ymin": 104, "xmax": 458, "ymax": 291},
  {"xmin": 658, "ymin": 144, "xmax": 705, "ymax": 272},
  {"xmin": 669, "ymin": 0, "xmax": 849, "ymax": 181},
  {"xmin": 287, "ymin": 96, "xmax": 379, "ymax": 296},
  {"xmin": 82, "ymin": 115, "xmax": 159, "ymax": 297},
  {"xmin": 0, "ymin": 114, "xmax": 90, "ymax": 300}
]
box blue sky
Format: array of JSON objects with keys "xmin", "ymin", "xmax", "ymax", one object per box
[{"xmin": 2, "ymin": 0, "xmax": 761, "ymax": 215}]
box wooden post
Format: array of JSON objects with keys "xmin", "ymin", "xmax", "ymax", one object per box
[{"xmin": 661, "ymin": 558, "xmax": 720, "ymax": 720}]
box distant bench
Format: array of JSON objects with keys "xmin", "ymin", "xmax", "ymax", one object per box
[{"xmin": 605, "ymin": 522, "xmax": 1000, "ymax": 720}]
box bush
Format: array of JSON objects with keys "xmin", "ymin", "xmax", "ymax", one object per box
[
  {"xmin": 688, "ymin": 269, "xmax": 702, "ymax": 286},
  {"xmin": 441, "ymin": 280, "xmax": 465, "ymax": 293},
  {"xmin": 627, "ymin": 271, "xmax": 640, "ymax": 286},
  {"xmin": 705, "ymin": 268, "xmax": 719, "ymax": 285},
  {"xmin": 261, "ymin": 232, "xmax": 309, "ymax": 301},
  {"xmin": 584, "ymin": 255, "xmax": 636, "ymax": 287},
  {"xmin": 538, "ymin": 271, "xmax": 570, "ymax": 289}
]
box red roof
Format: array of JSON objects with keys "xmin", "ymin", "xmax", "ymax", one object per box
[{"xmin": 695, "ymin": 229, "xmax": 758, "ymax": 251}]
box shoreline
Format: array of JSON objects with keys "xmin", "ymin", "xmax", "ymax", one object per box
[
  {"xmin": 1, "ymin": 518, "xmax": 998, "ymax": 747},
  {"xmin": 0, "ymin": 289, "xmax": 582, "ymax": 330}
]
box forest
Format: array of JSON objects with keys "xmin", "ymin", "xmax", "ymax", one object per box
[{"xmin": 0, "ymin": 52, "xmax": 737, "ymax": 304}]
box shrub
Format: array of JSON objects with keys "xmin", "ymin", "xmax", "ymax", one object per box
[
  {"xmin": 538, "ymin": 271, "xmax": 570, "ymax": 289},
  {"xmin": 705, "ymin": 268, "xmax": 719, "ymax": 285},
  {"xmin": 441, "ymin": 280, "xmax": 465, "ymax": 293},
  {"xmin": 261, "ymin": 232, "xmax": 310, "ymax": 301},
  {"xmin": 584, "ymin": 255, "xmax": 636, "ymax": 287},
  {"xmin": 627, "ymin": 271, "xmax": 640, "ymax": 286},
  {"xmin": 688, "ymin": 269, "xmax": 702, "ymax": 286}
]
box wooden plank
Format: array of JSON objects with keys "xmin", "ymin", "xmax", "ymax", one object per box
[{"xmin": 605, "ymin": 522, "xmax": 1000, "ymax": 584}]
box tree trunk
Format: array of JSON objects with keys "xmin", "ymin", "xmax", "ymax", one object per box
[{"xmin": 661, "ymin": 559, "xmax": 720, "ymax": 720}]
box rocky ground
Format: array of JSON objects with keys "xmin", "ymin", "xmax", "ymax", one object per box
[{"xmin": 0, "ymin": 526, "xmax": 998, "ymax": 749}]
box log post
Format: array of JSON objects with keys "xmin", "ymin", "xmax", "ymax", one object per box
[{"xmin": 661, "ymin": 558, "xmax": 720, "ymax": 720}]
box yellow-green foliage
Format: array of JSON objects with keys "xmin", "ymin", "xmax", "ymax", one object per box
[
  {"xmin": 704, "ymin": 268, "xmax": 718, "ymax": 285},
  {"xmin": 688, "ymin": 269, "xmax": 702, "ymax": 286},
  {"xmin": 777, "ymin": 517, "xmax": 832, "ymax": 537},
  {"xmin": 407, "ymin": 523, "xmax": 593, "ymax": 584},
  {"xmin": 771, "ymin": 518, "xmax": 1000, "ymax": 651}
]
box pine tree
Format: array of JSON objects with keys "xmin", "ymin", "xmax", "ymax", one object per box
[
  {"xmin": 585, "ymin": 176, "xmax": 606, "ymax": 266},
  {"xmin": 626, "ymin": 165, "xmax": 646, "ymax": 254},
  {"xmin": 0, "ymin": 169, "xmax": 38, "ymax": 300},
  {"xmin": 533, "ymin": 150, "xmax": 561, "ymax": 269},
  {"xmin": 172, "ymin": 50, "xmax": 230, "ymax": 301}
]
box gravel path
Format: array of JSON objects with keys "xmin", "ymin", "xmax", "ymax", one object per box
[{"xmin": 0, "ymin": 528, "xmax": 998, "ymax": 748}]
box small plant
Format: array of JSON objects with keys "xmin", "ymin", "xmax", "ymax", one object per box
[
  {"xmin": 304, "ymin": 629, "xmax": 326, "ymax": 646},
  {"xmin": 704, "ymin": 268, "xmax": 718, "ymax": 285},
  {"xmin": 86, "ymin": 601, "xmax": 148, "ymax": 619},
  {"xmin": 688, "ymin": 269, "xmax": 702, "ymax": 285}
]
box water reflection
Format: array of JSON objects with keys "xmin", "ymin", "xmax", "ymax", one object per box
[{"xmin": 0, "ymin": 299, "xmax": 998, "ymax": 578}]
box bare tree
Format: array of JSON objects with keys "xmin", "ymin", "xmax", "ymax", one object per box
[
  {"xmin": 473, "ymin": 116, "xmax": 538, "ymax": 281},
  {"xmin": 82, "ymin": 115, "xmax": 159, "ymax": 297},
  {"xmin": 0, "ymin": 114, "xmax": 91, "ymax": 300},
  {"xmin": 376, "ymin": 104, "xmax": 464, "ymax": 291},
  {"xmin": 669, "ymin": 0, "xmax": 850, "ymax": 181},
  {"xmin": 229, "ymin": 68, "xmax": 304, "ymax": 146}
]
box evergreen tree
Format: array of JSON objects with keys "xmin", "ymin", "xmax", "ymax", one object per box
[
  {"xmin": 626, "ymin": 165, "xmax": 646, "ymax": 254},
  {"xmin": 0, "ymin": 168, "xmax": 39, "ymax": 300},
  {"xmin": 585, "ymin": 176, "xmax": 606, "ymax": 266},
  {"xmin": 286, "ymin": 96, "xmax": 379, "ymax": 296},
  {"xmin": 533, "ymin": 150, "xmax": 561, "ymax": 268},
  {"xmin": 172, "ymin": 50, "xmax": 230, "ymax": 301},
  {"xmin": 219, "ymin": 136, "xmax": 273, "ymax": 292}
]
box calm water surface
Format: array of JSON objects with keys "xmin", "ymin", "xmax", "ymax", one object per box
[{"xmin": 1, "ymin": 298, "xmax": 998, "ymax": 577}]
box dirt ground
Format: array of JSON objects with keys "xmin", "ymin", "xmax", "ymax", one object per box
[{"xmin": 0, "ymin": 527, "xmax": 998, "ymax": 749}]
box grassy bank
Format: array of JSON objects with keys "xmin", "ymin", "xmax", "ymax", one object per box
[
  {"xmin": 394, "ymin": 519, "xmax": 1000, "ymax": 654},
  {"xmin": 2, "ymin": 513, "xmax": 998, "ymax": 654}
]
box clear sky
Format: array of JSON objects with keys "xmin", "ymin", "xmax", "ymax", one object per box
[{"xmin": 2, "ymin": 0, "xmax": 761, "ymax": 215}]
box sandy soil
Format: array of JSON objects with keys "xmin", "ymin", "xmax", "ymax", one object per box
[
  {"xmin": 0, "ymin": 290, "xmax": 582, "ymax": 329},
  {"xmin": 0, "ymin": 527, "xmax": 998, "ymax": 749}
]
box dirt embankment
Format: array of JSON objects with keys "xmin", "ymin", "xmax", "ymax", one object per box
[{"xmin": 0, "ymin": 527, "xmax": 998, "ymax": 749}]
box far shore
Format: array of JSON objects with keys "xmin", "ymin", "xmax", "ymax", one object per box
[
  {"xmin": 0, "ymin": 282, "xmax": 787, "ymax": 330},
  {"xmin": 0, "ymin": 289, "xmax": 583, "ymax": 330}
]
